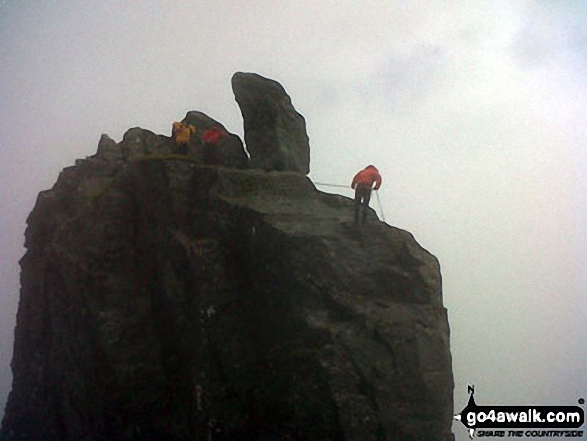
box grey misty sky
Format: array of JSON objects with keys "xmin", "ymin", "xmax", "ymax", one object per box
[{"xmin": 1, "ymin": 1, "xmax": 586, "ymax": 438}]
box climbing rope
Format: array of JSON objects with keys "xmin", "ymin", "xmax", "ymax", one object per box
[
  {"xmin": 313, "ymin": 182, "xmax": 350, "ymax": 189},
  {"xmin": 314, "ymin": 181, "xmax": 387, "ymax": 222}
]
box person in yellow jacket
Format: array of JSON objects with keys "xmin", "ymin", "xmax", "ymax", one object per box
[{"xmin": 172, "ymin": 121, "xmax": 196, "ymax": 154}]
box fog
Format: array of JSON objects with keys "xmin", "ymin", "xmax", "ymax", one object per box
[{"xmin": 1, "ymin": 1, "xmax": 586, "ymax": 439}]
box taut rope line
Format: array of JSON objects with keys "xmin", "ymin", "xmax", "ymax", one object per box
[{"xmin": 314, "ymin": 182, "xmax": 386, "ymax": 222}]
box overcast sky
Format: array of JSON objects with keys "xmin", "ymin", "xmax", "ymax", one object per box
[{"xmin": 1, "ymin": 1, "xmax": 586, "ymax": 439}]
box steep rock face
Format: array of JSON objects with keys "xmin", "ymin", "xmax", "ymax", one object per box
[
  {"xmin": 3, "ymin": 71, "xmax": 453, "ymax": 438},
  {"xmin": 2, "ymin": 149, "xmax": 453, "ymax": 440},
  {"xmin": 232, "ymin": 72, "xmax": 310, "ymax": 174}
]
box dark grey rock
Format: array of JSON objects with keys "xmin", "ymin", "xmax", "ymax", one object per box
[
  {"xmin": 95, "ymin": 134, "xmax": 121, "ymax": 161},
  {"xmin": 92, "ymin": 115, "xmax": 248, "ymax": 169},
  {"xmin": 1, "ymin": 153, "xmax": 453, "ymax": 440},
  {"xmin": 183, "ymin": 110, "xmax": 220, "ymax": 128},
  {"xmin": 232, "ymin": 72, "xmax": 310, "ymax": 174},
  {"xmin": 121, "ymin": 127, "xmax": 160, "ymax": 160},
  {"xmin": 183, "ymin": 111, "xmax": 249, "ymax": 169}
]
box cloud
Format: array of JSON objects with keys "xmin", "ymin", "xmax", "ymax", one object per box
[
  {"xmin": 355, "ymin": 45, "xmax": 449, "ymax": 110},
  {"xmin": 512, "ymin": 0, "xmax": 587, "ymax": 67}
]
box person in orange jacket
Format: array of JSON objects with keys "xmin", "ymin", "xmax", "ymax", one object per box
[
  {"xmin": 351, "ymin": 165, "xmax": 382, "ymax": 224},
  {"xmin": 172, "ymin": 121, "xmax": 197, "ymax": 155}
]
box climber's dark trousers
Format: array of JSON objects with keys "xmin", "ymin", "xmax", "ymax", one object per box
[
  {"xmin": 176, "ymin": 143, "xmax": 188, "ymax": 155},
  {"xmin": 354, "ymin": 185, "xmax": 372, "ymax": 224}
]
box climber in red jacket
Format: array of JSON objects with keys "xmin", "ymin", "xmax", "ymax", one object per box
[
  {"xmin": 351, "ymin": 165, "xmax": 382, "ymax": 224},
  {"xmin": 202, "ymin": 126, "xmax": 229, "ymax": 165},
  {"xmin": 203, "ymin": 126, "xmax": 228, "ymax": 145}
]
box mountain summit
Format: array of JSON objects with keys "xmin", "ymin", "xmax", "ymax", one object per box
[{"xmin": 1, "ymin": 73, "xmax": 454, "ymax": 440}]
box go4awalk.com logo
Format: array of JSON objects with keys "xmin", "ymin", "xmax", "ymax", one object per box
[{"xmin": 454, "ymin": 386, "xmax": 585, "ymax": 438}]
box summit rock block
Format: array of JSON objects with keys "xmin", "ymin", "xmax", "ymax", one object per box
[{"xmin": 232, "ymin": 72, "xmax": 311, "ymax": 174}]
